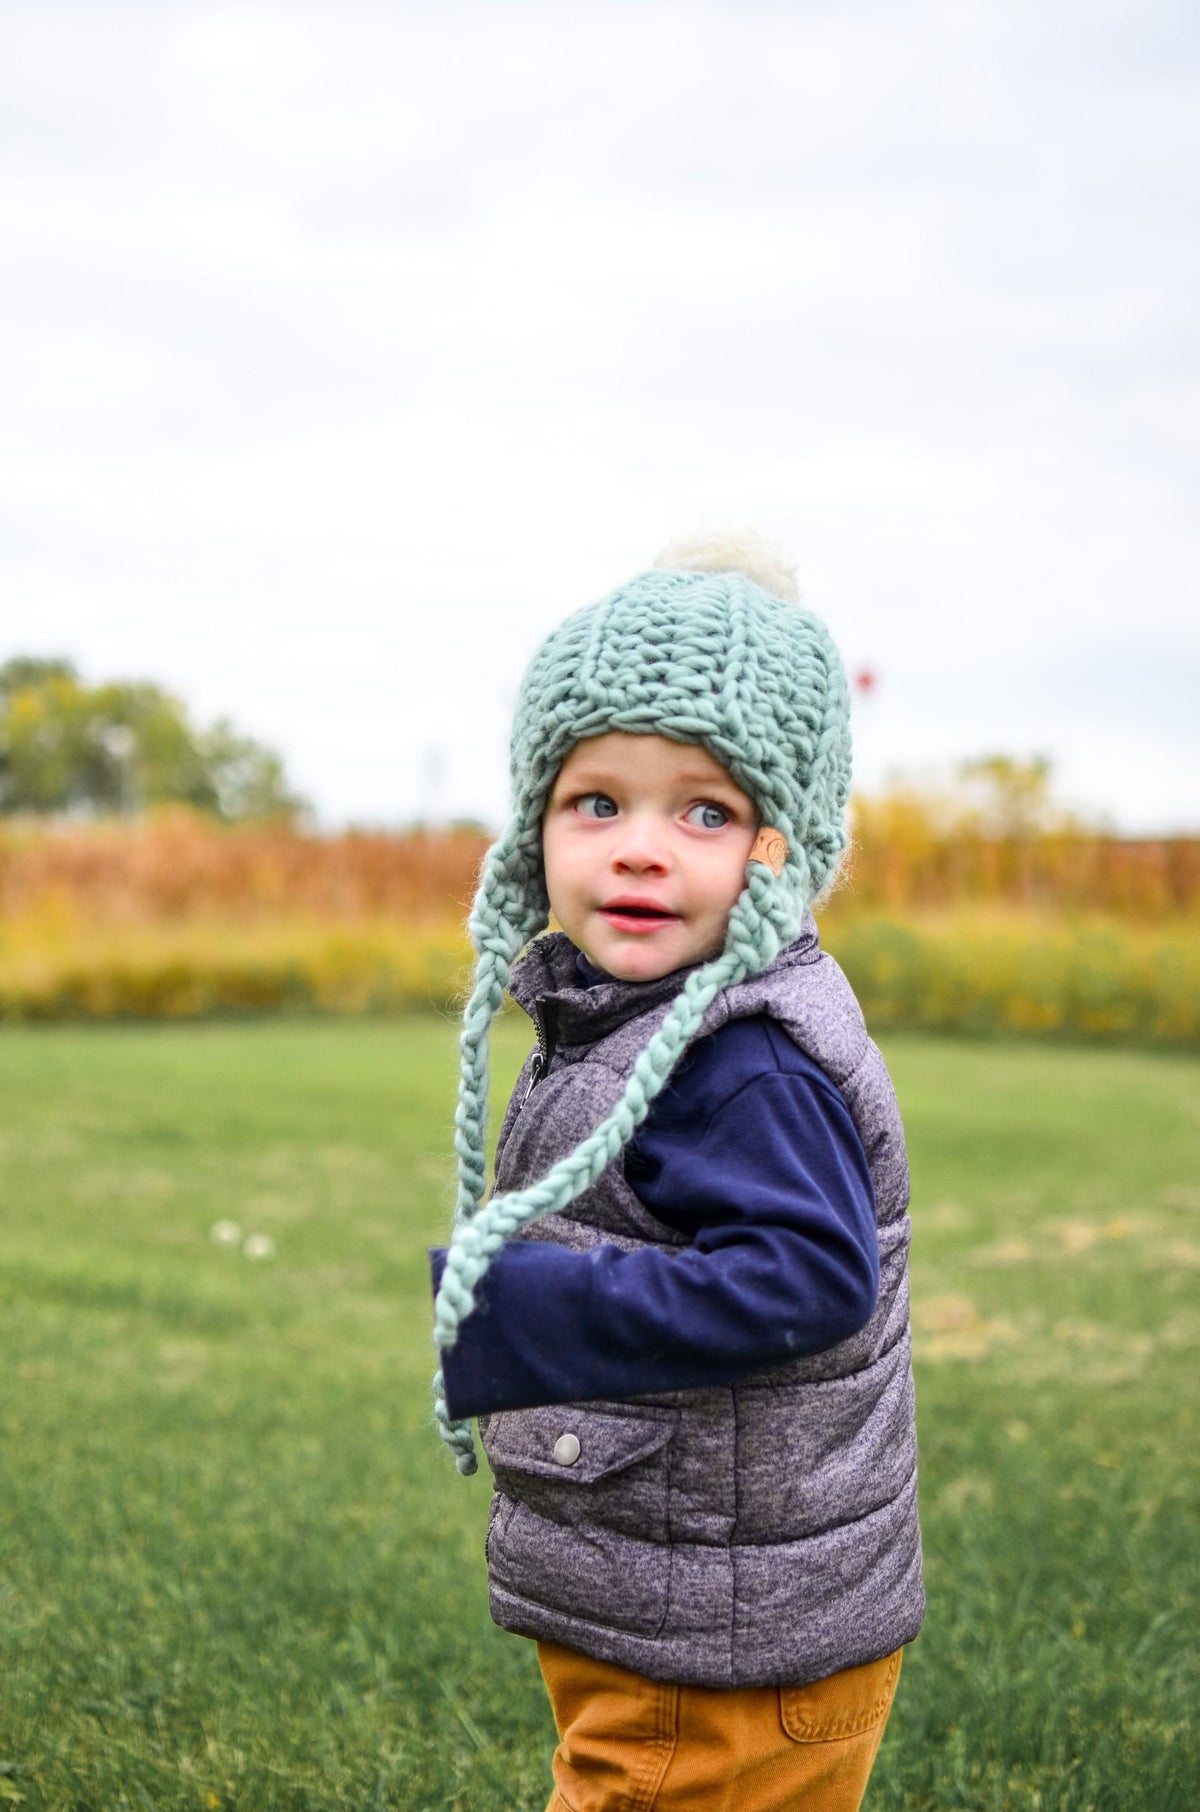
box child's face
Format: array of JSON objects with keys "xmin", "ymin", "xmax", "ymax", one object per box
[{"xmin": 542, "ymin": 732, "xmax": 758, "ymax": 982}]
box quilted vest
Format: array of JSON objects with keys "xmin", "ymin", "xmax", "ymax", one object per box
[{"xmin": 479, "ymin": 922, "xmax": 924, "ymax": 1688}]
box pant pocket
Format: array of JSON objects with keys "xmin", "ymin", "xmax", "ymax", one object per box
[{"xmin": 778, "ymin": 1649, "xmax": 902, "ymax": 1743}]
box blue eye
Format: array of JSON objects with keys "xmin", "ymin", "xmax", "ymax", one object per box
[
  {"xmin": 577, "ymin": 793, "xmax": 618, "ymax": 819},
  {"xmin": 687, "ymin": 802, "xmax": 729, "ymax": 830}
]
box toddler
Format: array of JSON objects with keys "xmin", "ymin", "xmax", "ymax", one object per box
[{"xmin": 430, "ymin": 531, "xmax": 922, "ymax": 1812}]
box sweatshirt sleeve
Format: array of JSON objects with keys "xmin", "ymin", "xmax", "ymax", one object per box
[{"xmin": 431, "ymin": 1020, "xmax": 880, "ymax": 1420}]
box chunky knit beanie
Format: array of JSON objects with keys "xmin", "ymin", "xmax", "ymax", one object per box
[{"xmin": 433, "ymin": 529, "xmax": 852, "ymax": 1473}]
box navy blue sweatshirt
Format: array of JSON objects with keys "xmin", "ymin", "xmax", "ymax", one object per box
[{"xmin": 432, "ymin": 972, "xmax": 880, "ymax": 1421}]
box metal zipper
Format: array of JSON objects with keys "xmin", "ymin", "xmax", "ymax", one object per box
[{"xmin": 522, "ymin": 997, "xmax": 558, "ymax": 1104}]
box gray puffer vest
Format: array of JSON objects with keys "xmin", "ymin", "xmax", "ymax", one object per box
[{"xmin": 479, "ymin": 922, "xmax": 923, "ymax": 1688}]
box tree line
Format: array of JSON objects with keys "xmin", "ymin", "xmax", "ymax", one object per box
[{"xmin": 0, "ymin": 657, "xmax": 304, "ymax": 822}]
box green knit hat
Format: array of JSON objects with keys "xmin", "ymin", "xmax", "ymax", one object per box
[{"xmin": 433, "ymin": 530, "xmax": 852, "ymax": 1473}]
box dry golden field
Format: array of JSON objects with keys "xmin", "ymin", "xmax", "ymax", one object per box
[{"xmin": 1, "ymin": 809, "xmax": 1196, "ymax": 1042}]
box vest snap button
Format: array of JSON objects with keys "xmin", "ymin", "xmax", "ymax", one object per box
[{"xmin": 553, "ymin": 1432, "xmax": 581, "ymax": 1466}]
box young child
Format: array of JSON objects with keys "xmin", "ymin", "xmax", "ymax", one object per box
[{"xmin": 430, "ymin": 530, "xmax": 922, "ymax": 1812}]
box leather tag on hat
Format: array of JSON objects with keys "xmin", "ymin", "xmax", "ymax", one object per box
[{"xmin": 749, "ymin": 828, "xmax": 789, "ymax": 875}]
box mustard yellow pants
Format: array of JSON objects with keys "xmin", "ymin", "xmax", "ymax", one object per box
[{"xmin": 538, "ymin": 1640, "xmax": 902, "ymax": 1812}]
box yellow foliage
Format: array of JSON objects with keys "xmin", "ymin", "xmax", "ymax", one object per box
[
  {"xmin": 0, "ymin": 914, "xmax": 473, "ymax": 1021},
  {"xmin": 0, "ymin": 811, "xmax": 1197, "ymax": 1041},
  {"xmin": 819, "ymin": 910, "xmax": 1200, "ymax": 1047},
  {"xmin": 0, "ymin": 905, "xmax": 1195, "ymax": 1044},
  {"xmin": 845, "ymin": 798, "xmax": 1200, "ymax": 919}
]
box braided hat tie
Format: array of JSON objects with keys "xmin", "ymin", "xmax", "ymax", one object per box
[{"xmin": 433, "ymin": 530, "xmax": 852, "ymax": 1473}]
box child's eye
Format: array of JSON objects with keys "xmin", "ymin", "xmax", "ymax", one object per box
[
  {"xmin": 575, "ymin": 793, "xmax": 618, "ymax": 820},
  {"xmin": 686, "ymin": 801, "xmax": 730, "ymax": 830}
]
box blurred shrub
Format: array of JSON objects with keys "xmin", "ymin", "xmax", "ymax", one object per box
[
  {"xmin": 0, "ymin": 916, "xmax": 473, "ymax": 1022},
  {"xmin": 822, "ymin": 913, "xmax": 1199, "ymax": 1047},
  {"xmin": 0, "ymin": 908, "xmax": 1193, "ymax": 1045}
]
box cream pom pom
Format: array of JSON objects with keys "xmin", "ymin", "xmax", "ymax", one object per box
[{"xmin": 652, "ymin": 526, "xmax": 799, "ymax": 604}]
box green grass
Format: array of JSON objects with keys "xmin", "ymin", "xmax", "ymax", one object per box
[{"xmin": 0, "ymin": 1023, "xmax": 1197, "ymax": 1811}]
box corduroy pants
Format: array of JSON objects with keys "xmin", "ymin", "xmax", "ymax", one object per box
[{"xmin": 537, "ymin": 1641, "xmax": 902, "ymax": 1812}]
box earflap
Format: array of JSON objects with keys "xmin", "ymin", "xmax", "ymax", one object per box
[
  {"xmin": 435, "ymin": 818, "xmax": 549, "ymax": 1477},
  {"xmin": 451, "ymin": 822, "xmax": 549, "ymax": 1226}
]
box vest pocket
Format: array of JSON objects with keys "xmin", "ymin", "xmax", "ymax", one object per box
[
  {"xmin": 484, "ymin": 1403, "xmax": 679, "ymax": 1636},
  {"xmin": 485, "ymin": 1402, "xmax": 675, "ymax": 1483}
]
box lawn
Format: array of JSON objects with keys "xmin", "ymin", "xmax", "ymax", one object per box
[{"xmin": 0, "ymin": 1021, "xmax": 1197, "ymax": 1811}]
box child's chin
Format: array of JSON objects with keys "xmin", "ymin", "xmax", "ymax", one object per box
[
  {"xmin": 610, "ymin": 958, "xmax": 678, "ymax": 983},
  {"xmin": 601, "ymin": 943, "xmax": 698, "ymax": 984}
]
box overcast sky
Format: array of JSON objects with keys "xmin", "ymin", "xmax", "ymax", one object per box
[{"xmin": 2, "ymin": 0, "xmax": 1197, "ymax": 831}]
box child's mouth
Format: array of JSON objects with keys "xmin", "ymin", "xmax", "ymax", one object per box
[{"xmin": 599, "ymin": 899, "xmax": 680, "ymax": 933}]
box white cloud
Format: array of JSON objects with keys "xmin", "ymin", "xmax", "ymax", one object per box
[{"xmin": 1, "ymin": 0, "xmax": 1198, "ymax": 831}]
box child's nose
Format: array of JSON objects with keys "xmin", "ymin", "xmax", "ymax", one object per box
[{"xmin": 611, "ymin": 815, "xmax": 669, "ymax": 873}]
